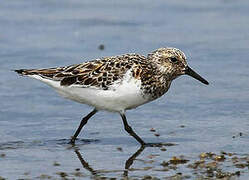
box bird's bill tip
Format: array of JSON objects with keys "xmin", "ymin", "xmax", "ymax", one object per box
[{"xmin": 185, "ymin": 66, "xmax": 209, "ymax": 85}]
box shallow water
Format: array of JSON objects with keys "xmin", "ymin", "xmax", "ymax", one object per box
[{"xmin": 1, "ymin": 0, "xmax": 249, "ymax": 179}]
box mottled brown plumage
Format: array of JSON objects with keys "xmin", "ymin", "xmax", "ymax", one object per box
[
  {"xmin": 18, "ymin": 54, "xmax": 146, "ymax": 89},
  {"xmin": 15, "ymin": 48, "xmax": 198, "ymax": 99}
]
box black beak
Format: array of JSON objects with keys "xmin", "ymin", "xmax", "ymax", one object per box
[{"xmin": 185, "ymin": 66, "xmax": 209, "ymax": 85}]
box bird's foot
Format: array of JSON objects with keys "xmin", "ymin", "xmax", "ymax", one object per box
[{"xmin": 69, "ymin": 137, "xmax": 76, "ymax": 145}]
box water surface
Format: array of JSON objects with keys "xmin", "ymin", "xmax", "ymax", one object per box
[{"xmin": 0, "ymin": 0, "xmax": 249, "ymax": 179}]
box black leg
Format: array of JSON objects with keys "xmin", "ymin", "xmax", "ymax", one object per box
[
  {"xmin": 120, "ymin": 113, "xmax": 145, "ymax": 145},
  {"xmin": 70, "ymin": 108, "xmax": 98, "ymax": 144}
]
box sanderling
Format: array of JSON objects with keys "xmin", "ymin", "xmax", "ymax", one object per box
[{"xmin": 15, "ymin": 47, "xmax": 209, "ymax": 146}]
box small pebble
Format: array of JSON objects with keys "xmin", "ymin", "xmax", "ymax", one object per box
[
  {"xmin": 53, "ymin": 161, "xmax": 60, "ymax": 166},
  {"xmin": 169, "ymin": 156, "xmax": 189, "ymax": 165},
  {"xmin": 150, "ymin": 128, "xmax": 156, "ymax": 132},
  {"xmin": 56, "ymin": 172, "xmax": 68, "ymax": 177},
  {"xmin": 0, "ymin": 153, "xmax": 6, "ymax": 158},
  {"xmin": 235, "ymin": 171, "xmax": 241, "ymax": 176},
  {"xmin": 160, "ymin": 161, "xmax": 169, "ymax": 167},
  {"xmin": 98, "ymin": 44, "xmax": 105, "ymax": 50},
  {"xmin": 160, "ymin": 148, "xmax": 167, "ymax": 151},
  {"xmin": 154, "ymin": 133, "xmax": 160, "ymax": 137},
  {"xmin": 117, "ymin": 147, "xmax": 123, "ymax": 152},
  {"xmin": 199, "ymin": 152, "xmax": 208, "ymax": 159},
  {"xmin": 214, "ymin": 155, "xmax": 226, "ymax": 162}
]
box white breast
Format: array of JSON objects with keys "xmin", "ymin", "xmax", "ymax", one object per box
[{"xmin": 29, "ymin": 70, "xmax": 150, "ymax": 112}]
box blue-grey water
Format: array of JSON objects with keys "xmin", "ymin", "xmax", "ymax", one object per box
[{"xmin": 1, "ymin": 0, "xmax": 249, "ymax": 179}]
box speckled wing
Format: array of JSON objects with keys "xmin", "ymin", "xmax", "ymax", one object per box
[{"xmin": 15, "ymin": 54, "xmax": 148, "ymax": 90}]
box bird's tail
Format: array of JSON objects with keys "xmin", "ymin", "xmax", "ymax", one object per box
[
  {"xmin": 14, "ymin": 68, "xmax": 65, "ymax": 81},
  {"xmin": 14, "ymin": 69, "xmax": 37, "ymax": 76}
]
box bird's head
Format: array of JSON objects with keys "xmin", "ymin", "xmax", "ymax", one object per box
[{"xmin": 148, "ymin": 47, "xmax": 209, "ymax": 85}]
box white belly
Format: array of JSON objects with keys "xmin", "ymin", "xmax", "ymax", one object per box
[{"xmin": 29, "ymin": 73, "xmax": 150, "ymax": 112}]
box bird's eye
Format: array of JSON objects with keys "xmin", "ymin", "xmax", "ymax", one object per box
[{"xmin": 170, "ymin": 57, "xmax": 178, "ymax": 63}]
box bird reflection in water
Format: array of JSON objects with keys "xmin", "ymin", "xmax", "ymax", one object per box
[
  {"xmin": 73, "ymin": 143, "xmax": 174, "ymax": 178},
  {"xmin": 73, "ymin": 146, "xmax": 146, "ymax": 178}
]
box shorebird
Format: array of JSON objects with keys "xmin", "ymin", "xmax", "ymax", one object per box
[{"xmin": 15, "ymin": 47, "xmax": 209, "ymax": 146}]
